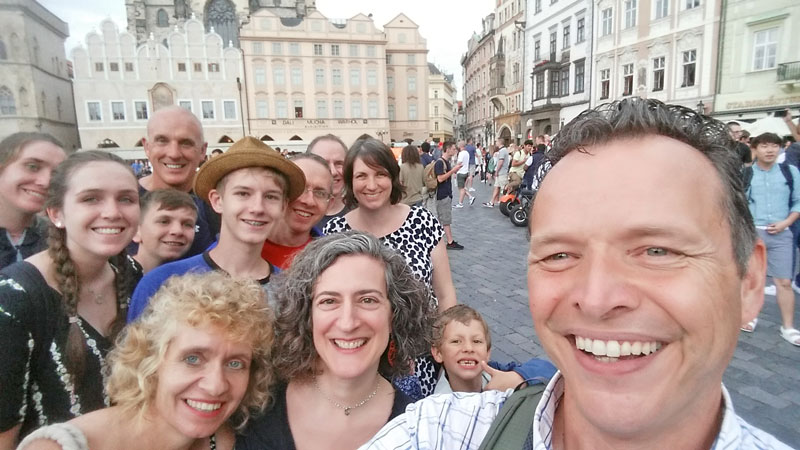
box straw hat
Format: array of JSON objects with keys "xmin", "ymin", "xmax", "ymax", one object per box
[{"xmin": 193, "ymin": 137, "xmax": 305, "ymax": 204}]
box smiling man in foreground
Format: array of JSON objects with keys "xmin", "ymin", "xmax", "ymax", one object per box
[{"xmin": 362, "ymin": 98, "xmax": 790, "ymax": 449}]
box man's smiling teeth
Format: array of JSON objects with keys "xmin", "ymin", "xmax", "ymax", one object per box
[
  {"xmin": 243, "ymin": 220, "xmax": 266, "ymax": 226},
  {"xmin": 575, "ymin": 336, "xmax": 662, "ymax": 361},
  {"xmin": 94, "ymin": 227, "xmax": 122, "ymax": 234},
  {"xmin": 185, "ymin": 399, "xmax": 221, "ymax": 412},
  {"xmin": 164, "ymin": 163, "xmax": 185, "ymax": 169},
  {"xmin": 23, "ymin": 189, "xmax": 45, "ymax": 198},
  {"xmin": 334, "ymin": 339, "xmax": 365, "ymax": 349}
]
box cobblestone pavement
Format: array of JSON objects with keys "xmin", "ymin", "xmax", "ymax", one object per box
[{"xmin": 445, "ymin": 179, "xmax": 800, "ymax": 447}]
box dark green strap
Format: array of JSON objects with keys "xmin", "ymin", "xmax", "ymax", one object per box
[{"xmin": 477, "ymin": 383, "xmax": 546, "ymax": 450}]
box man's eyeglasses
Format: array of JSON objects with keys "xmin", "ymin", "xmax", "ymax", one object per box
[{"xmin": 303, "ymin": 188, "xmax": 333, "ymax": 202}]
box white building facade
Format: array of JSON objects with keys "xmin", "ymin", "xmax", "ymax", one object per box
[
  {"xmin": 428, "ymin": 63, "xmax": 455, "ymax": 142},
  {"xmin": 71, "ymin": 17, "xmax": 244, "ymax": 153},
  {"xmin": 591, "ymin": 0, "xmax": 720, "ymax": 113},
  {"xmin": 522, "ymin": 0, "xmax": 593, "ymax": 139}
]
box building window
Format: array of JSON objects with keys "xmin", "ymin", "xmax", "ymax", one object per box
[
  {"xmin": 601, "ymin": 8, "xmax": 613, "ymax": 36},
  {"xmin": 535, "ymin": 73, "xmax": 544, "ymax": 99},
  {"xmin": 367, "ymin": 69, "xmax": 377, "ymax": 86},
  {"xmin": 177, "ymin": 62, "xmax": 186, "ymax": 72},
  {"xmin": 134, "ymin": 101, "xmax": 148, "ymax": 120},
  {"xmin": 407, "ymin": 54, "xmax": 416, "ymax": 64},
  {"xmin": 315, "ymin": 68, "xmax": 325, "ymax": 86},
  {"xmin": 255, "ymin": 66, "xmax": 266, "ymax": 85},
  {"xmin": 331, "ymin": 44, "xmax": 340, "ymax": 56},
  {"xmin": 125, "ymin": 62, "xmax": 134, "ymax": 72},
  {"xmin": 434, "ymin": 90, "xmax": 439, "ymax": 99},
  {"xmin": 387, "ymin": 75, "xmax": 394, "ymax": 91},
  {"xmin": 435, "ymin": 121, "xmax": 439, "ymax": 131},
  {"xmin": 256, "ymin": 100, "xmax": 268, "ymax": 118},
  {"xmin": 0, "ymin": 40, "xmax": 6, "ymax": 60},
  {"xmin": 535, "ymin": 0, "xmax": 542, "ymax": 13},
  {"xmin": 408, "ymin": 103, "xmax": 417, "ymax": 120},
  {"xmin": 600, "ymin": 68, "xmax": 610, "ymax": 99},
  {"xmin": 622, "ymin": 63, "xmax": 634, "ymax": 95},
  {"xmin": 223, "ymin": 100, "xmax": 236, "ymax": 120},
  {"xmin": 274, "ymin": 67, "xmax": 285, "ymax": 85},
  {"xmin": 534, "ymin": 40, "xmax": 541, "ymax": 60},
  {"xmin": 110, "ymin": 62, "xmax": 119, "ymax": 72},
  {"xmin": 387, "ymin": 104, "xmax": 394, "ymax": 120},
  {"xmin": 253, "ymin": 42, "xmax": 263, "ymax": 54},
  {"xmin": 549, "ymin": 31, "xmax": 557, "ymax": 58},
  {"xmin": 193, "ymin": 62, "xmax": 202, "ymax": 72},
  {"xmin": 95, "ymin": 62, "xmax": 104, "ymax": 72},
  {"xmin": 313, "ymin": 44, "xmax": 323, "ymax": 55},
  {"xmin": 350, "ymin": 68, "xmax": 360, "ymax": 86},
  {"xmin": 208, "ymin": 63, "xmax": 220, "ymax": 73},
  {"xmin": 433, "ymin": 105, "xmax": 439, "ymax": 116},
  {"xmin": 291, "ymin": 67, "xmax": 302, "ymax": 85},
  {"xmin": 349, "ymin": 44, "xmax": 359, "ymax": 56},
  {"xmin": 367, "ymin": 45, "xmax": 376, "ymax": 57},
  {"xmin": 109, "ymin": 101, "xmax": 124, "ymax": 121},
  {"xmin": 685, "ymin": 0, "xmax": 700, "ymax": 8},
  {"xmin": 157, "ymin": 9, "xmax": 169, "ymax": 27},
  {"xmin": 333, "ymin": 100, "xmax": 344, "ymax": 118},
  {"xmin": 368, "ymin": 100, "xmax": 379, "ymax": 119},
  {"xmin": 272, "ymin": 42, "xmax": 282, "ymax": 55},
  {"xmin": 316, "ymin": 100, "xmax": 327, "ymax": 118},
  {"xmin": 179, "ymin": 100, "xmax": 192, "ymax": 112},
  {"xmin": 408, "ymin": 75, "xmax": 416, "ymax": 92},
  {"xmin": 655, "ymin": 0, "xmax": 669, "ymax": 19},
  {"xmin": 753, "ymin": 28, "xmax": 778, "ymax": 71},
  {"xmin": 576, "ymin": 18, "xmax": 585, "ymax": 42},
  {"xmin": 681, "ymin": 49, "xmax": 696, "ymax": 87},
  {"xmin": 549, "ymin": 70, "xmax": 560, "ymax": 97},
  {"xmin": 560, "ymin": 67, "xmax": 570, "ymax": 96},
  {"xmin": 294, "ymin": 100, "xmax": 304, "ymax": 118},
  {"xmin": 574, "ymin": 60, "xmax": 585, "ymax": 93},
  {"xmin": 563, "ymin": 25, "xmax": 570, "ymax": 48},
  {"xmin": 386, "ymin": 54, "xmax": 393, "ymax": 64},
  {"xmin": 201, "ymin": 101, "xmax": 214, "ymax": 119},
  {"xmin": 87, "ymin": 101, "xmax": 102, "ymax": 121},
  {"xmin": 352, "ymin": 100, "xmax": 362, "ymax": 118},
  {"xmin": 625, "ymin": 0, "xmax": 637, "ymax": 28},
  {"xmin": 276, "ymin": 100, "xmax": 287, "ymax": 118},
  {"xmin": 0, "ymin": 86, "xmax": 16, "ymax": 115},
  {"xmin": 289, "ymin": 43, "xmax": 300, "ymax": 55},
  {"xmin": 331, "ymin": 68, "xmax": 342, "ymax": 86},
  {"xmin": 653, "ymin": 56, "xmax": 665, "ymax": 91}
]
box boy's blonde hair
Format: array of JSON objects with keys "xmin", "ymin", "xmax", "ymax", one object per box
[{"xmin": 432, "ymin": 304, "xmax": 492, "ymax": 350}]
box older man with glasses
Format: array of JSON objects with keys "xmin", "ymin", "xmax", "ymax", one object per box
[{"xmin": 262, "ymin": 153, "xmax": 334, "ymax": 269}]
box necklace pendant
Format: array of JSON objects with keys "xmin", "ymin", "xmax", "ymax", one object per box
[{"xmin": 344, "ymin": 407, "xmax": 351, "ymax": 416}]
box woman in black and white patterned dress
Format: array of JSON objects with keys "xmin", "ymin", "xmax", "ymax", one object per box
[
  {"xmin": 0, "ymin": 151, "xmax": 141, "ymax": 448},
  {"xmin": 324, "ymin": 138, "xmax": 457, "ymax": 399}
]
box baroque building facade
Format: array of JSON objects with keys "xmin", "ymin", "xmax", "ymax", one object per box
[
  {"xmin": 461, "ymin": 14, "xmax": 496, "ymax": 146},
  {"xmin": 490, "ymin": 0, "xmax": 526, "ymax": 145},
  {"xmin": 428, "ymin": 63, "xmax": 455, "ymax": 142},
  {"xmin": 0, "ymin": 0, "xmax": 78, "ymax": 149},
  {"xmin": 71, "ymin": 17, "xmax": 244, "ymax": 155},
  {"xmin": 522, "ymin": 0, "xmax": 593, "ymax": 139}
]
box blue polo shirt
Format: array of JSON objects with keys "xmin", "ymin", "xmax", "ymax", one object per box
[{"xmin": 748, "ymin": 163, "xmax": 800, "ymax": 226}]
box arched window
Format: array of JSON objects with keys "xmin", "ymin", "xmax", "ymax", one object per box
[
  {"xmin": 156, "ymin": 9, "xmax": 169, "ymax": 27},
  {"xmin": 289, "ymin": 135, "xmax": 303, "ymax": 141},
  {"xmin": 0, "ymin": 40, "xmax": 7, "ymax": 60},
  {"xmin": 0, "ymin": 86, "xmax": 16, "ymax": 115},
  {"xmin": 260, "ymin": 135, "xmax": 274, "ymax": 141},
  {"xmin": 218, "ymin": 135, "xmax": 234, "ymax": 143}
]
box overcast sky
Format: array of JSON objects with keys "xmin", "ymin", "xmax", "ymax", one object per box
[{"xmin": 38, "ymin": 0, "xmax": 493, "ymax": 100}]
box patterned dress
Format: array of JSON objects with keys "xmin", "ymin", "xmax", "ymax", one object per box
[{"xmin": 0, "ymin": 258, "xmax": 140, "ymax": 440}]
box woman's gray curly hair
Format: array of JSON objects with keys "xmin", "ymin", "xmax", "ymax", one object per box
[{"xmin": 272, "ymin": 231, "xmax": 434, "ymax": 380}]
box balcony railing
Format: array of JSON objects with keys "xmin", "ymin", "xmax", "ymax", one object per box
[
  {"xmin": 489, "ymin": 86, "xmax": 506, "ymax": 97},
  {"xmin": 778, "ymin": 62, "xmax": 800, "ymax": 82}
]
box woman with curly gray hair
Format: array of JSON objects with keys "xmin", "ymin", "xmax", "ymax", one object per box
[
  {"xmin": 18, "ymin": 271, "xmax": 275, "ymax": 450},
  {"xmin": 238, "ymin": 231, "xmax": 435, "ymax": 450}
]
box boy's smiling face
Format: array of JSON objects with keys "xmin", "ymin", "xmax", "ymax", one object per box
[{"xmin": 432, "ymin": 319, "xmax": 491, "ymax": 387}]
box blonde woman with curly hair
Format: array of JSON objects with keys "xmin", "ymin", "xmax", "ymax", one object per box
[{"xmin": 18, "ymin": 271, "xmax": 275, "ymax": 450}]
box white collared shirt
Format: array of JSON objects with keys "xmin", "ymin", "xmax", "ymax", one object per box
[{"xmin": 360, "ymin": 372, "xmax": 791, "ymax": 450}]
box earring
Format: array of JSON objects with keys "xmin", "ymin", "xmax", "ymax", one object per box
[{"xmin": 55, "ymin": 221, "xmax": 62, "ymax": 228}]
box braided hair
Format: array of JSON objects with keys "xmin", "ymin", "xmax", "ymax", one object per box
[{"xmin": 44, "ymin": 150, "xmax": 139, "ymax": 382}]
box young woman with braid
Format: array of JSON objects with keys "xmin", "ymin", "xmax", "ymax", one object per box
[{"xmin": 0, "ymin": 151, "xmax": 141, "ymax": 449}]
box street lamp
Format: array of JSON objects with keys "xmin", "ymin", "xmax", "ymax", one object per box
[
  {"xmin": 696, "ymin": 100, "xmax": 705, "ymax": 114},
  {"xmin": 376, "ymin": 130, "xmax": 388, "ymax": 143}
]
